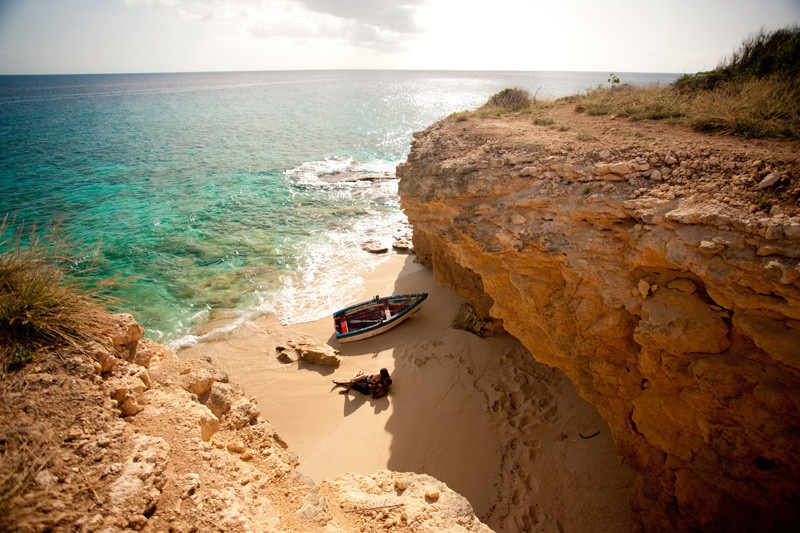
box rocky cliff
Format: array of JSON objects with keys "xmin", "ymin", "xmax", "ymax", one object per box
[
  {"xmin": 397, "ymin": 107, "xmax": 800, "ymax": 531},
  {"xmin": 0, "ymin": 313, "xmax": 490, "ymax": 532}
]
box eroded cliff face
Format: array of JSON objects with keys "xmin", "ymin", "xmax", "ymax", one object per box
[{"xmin": 397, "ymin": 109, "xmax": 800, "ymax": 531}]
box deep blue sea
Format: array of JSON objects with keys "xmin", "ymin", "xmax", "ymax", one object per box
[{"xmin": 0, "ymin": 70, "xmax": 677, "ymax": 345}]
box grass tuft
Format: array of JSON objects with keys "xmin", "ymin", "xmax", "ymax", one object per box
[
  {"xmin": 0, "ymin": 213, "xmax": 133, "ymax": 371},
  {"xmin": 487, "ymin": 88, "xmax": 532, "ymax": 111},
  {"xmin": 450, "ymin": 87, "xmax": 556, "ymax": 120}
]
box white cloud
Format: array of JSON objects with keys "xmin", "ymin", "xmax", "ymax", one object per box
[
  {"xmin": 294, "ymin": 0, "xmax": 428, "ymax": 34},
  {"xmin": 146, "ymin": 0, "xmax": 423, "ymax": 51}
]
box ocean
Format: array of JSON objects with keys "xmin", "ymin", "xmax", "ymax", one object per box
[{"xmin": 0, "ymin": 70, "xmax": 678, "ymax": 346}]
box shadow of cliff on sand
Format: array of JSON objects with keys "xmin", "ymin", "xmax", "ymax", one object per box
[{"xmin": 380, "ymin": 257, "xmax": 636, "ymax": 533}]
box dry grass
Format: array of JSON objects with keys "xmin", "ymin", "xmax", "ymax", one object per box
[
  {"xmin": 0, "ymin": 214, "xmax": 132, "ymax": 371},
  {"xmin": 675, "ymin": 26, "xmax": 800, "ymax": 92},
  {"xmin": 567, "ymin": 27, "xmax": 800, "ymax": 139},
  {"xmin": 450, "ymin": 87, "xmax": 556, "ymax": 121},
  {"xmin": 567, "ymin": 76, "xmax": 800, "ymax": 139},
  {"xmin": 568, "ymin": 84, "xmax": 685, "ymax": 121},
  {"xmin": 688, "ymin": 77, "xmax": 800, "ymax": 137},
  {"xmin": 0, "ymin": 424, "xmax": 56, "ymax": 511}
]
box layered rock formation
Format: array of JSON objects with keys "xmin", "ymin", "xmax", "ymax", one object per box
[{"xmin": 397, "ymin": 109, "xmax": 800, "ymax": 531}]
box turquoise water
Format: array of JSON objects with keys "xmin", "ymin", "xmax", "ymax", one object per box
[{"xmin": 0, "ymin": 70, "xmax": 677, "ymax": 344}]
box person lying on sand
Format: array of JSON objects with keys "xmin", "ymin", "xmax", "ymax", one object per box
[{"xmin": 333, "ymin": 368, "xmax": 392, "ymax": 399}]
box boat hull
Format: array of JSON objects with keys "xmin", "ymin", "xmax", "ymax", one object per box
[{"xmin": 334, "ymin": 293, "xmax": 427, "ymax": 342}]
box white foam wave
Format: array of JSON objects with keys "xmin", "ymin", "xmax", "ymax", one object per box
[
  {"xmin": 254, "ymin": 190, "xmax": 408, "ymax": 325},
  {"xmin": 284, "ymin": 155, "xmax": 398, "ymax": 186},
  {"xmin": 169, "ymin": 313, "xmax": 250, "ymax": 351},
  {"xmin": 170, "ymin": 154, "xmax": 410, "ymax": 343}
]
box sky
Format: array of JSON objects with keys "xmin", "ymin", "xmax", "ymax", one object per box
[{"xmin": 0, "ymin": 0, "xmax": 798, "ymax": 75}]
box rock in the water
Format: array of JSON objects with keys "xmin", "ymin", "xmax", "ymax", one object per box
[
  {"xmin": 392, "ymin": 238, "xmax": 413, "ymax": 253},
  {"xmin": 362, "ymin": 240, "xmax": 389, "ymax": 254}
]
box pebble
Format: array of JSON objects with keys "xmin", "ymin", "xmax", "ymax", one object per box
[{"xmin": 758, "ymin": 172, "xmax": 781, "ymax": 189}]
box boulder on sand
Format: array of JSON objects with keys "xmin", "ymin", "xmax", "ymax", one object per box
[{"xmin": 276, "ymin": 340, "xmax": 342, "ymax": 367}]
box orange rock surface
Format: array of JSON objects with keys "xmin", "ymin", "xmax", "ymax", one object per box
[{"xmin": 398, "ymin": 109, "xmax": 800, "ymax": 531}]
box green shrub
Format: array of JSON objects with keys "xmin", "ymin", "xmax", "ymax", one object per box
[
  {"xmin": 487, "ymin": 87, "xmax": 532, "ymax": 112},
  {"xmin": 675, "ymin": 26, "xmax": 800, "ymax": 92}
]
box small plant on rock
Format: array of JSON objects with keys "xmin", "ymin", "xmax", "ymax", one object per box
[
  {"xmin": 532, "ymin": 115, "xmax": 555, "ymax": 126},
  {"xmin": 755, "ymin": 191, "xmax": 774, "ymax": 211}
]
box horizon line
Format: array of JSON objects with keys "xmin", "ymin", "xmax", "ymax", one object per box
[{"xmin": 0, "ymin": 67, "xmax": 687, "ymax": 77}]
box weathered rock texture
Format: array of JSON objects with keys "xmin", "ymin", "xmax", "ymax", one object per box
[
  {"xmin": 0, "ymin": 313, "xmax": 489, "ymax": 532},
  {"xmin": 320, "ymin": 470, "xmax": 491, "ymax": 532},
  {"xmin": 397, "ymin": 110, "xmax": 800, "ymax": 532}
]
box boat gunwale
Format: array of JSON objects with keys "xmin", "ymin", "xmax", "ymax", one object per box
[{"xmin": 333, "ymin": 293, "xmax": 427, "ymax": 341}]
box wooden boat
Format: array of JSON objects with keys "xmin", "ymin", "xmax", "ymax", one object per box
[{"xmin": 333, "ymin": 293, "xmax": 428, "ymax": 342}]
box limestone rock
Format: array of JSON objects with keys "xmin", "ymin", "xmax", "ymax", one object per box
[
  {"xmin": 666, "ymin": 278, "xmax": 697, "ymax": 293},
  {"xmin": 119, "ymin": 398, "xmax": 143, "ymax": 417},
  {"xmin": 278, "ymin": 340, "xmax": 341, "ymax": 367},
  {"xmin": 392, "ymin": 237, "xmax": 414, "ymax": 253},
  {"xmin": 203, "ymin": 382, "xmax": 234, "ymax": 418},
  {"xmin": 107, "ymin": 313, "xmax": 145, "ymax": 360},
  {"xmin": 397, "ymin": 116, "xmax": 800, "ymax": 531},
  {"xmin": 637, "ymin": 279, "xmax": 651, "ymax": 298},
  {"xmin": 142, "ymin": 388, "xmax": 220, "ymax": 442},
  {"xmin": 362, "ymin": 240, "xmax": 389, "ymax": 254},
  {"xmin": 106, "ymin": 435, "xmax": 169, "ymax": 521},
  {"xmin": 450, "ymin": 302, "xmax": 504, "ymax": 337},
  {"xmin": 130, "ymin": 338, "xmax": 173, "ymax": 368},
  {"xmin": 107, "ymin": 373, "xmax": 149, "ymax": 417},
  {"xmin": 179, "ymin": 358, "xmax": 218, "ymax": 396},
  {"xmin": 735, "ymin": 313, "xmax": 800, "ymax": 370},
  {"xmin": 635, "ymin": 289, "xmax": 731, "ymax": 354},
  {"xmin": 227, "ymin": 398, "xmax": 259, "ymax": 430},
  {"xmin": 322, "ymin": 470, "xmax": 491, "ymax": 532},
  {"xmin": 86, "ymin": 341, "xmax": 119, "ymax": 373}
]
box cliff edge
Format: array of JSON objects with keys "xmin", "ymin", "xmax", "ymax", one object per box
[{"xmin": 397, "ymin": 106, "xmax": 800, "ymax": 531}]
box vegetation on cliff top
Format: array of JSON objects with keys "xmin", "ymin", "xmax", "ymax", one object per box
[
  {"xmin": 455, "ymin": 26, "xmax": 800, "ymax": 140},
  {"xmin": 571, "ymin": 26, "xmax": 800, "ymax": 139},
  {"xmin": 0, "ymin": 214, "xmax": 130, "ymax": 372}
]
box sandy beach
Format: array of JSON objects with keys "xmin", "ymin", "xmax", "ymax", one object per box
[{"xmin": 178, "ymin": 253, "xmax": 635, "ymax": 532}]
